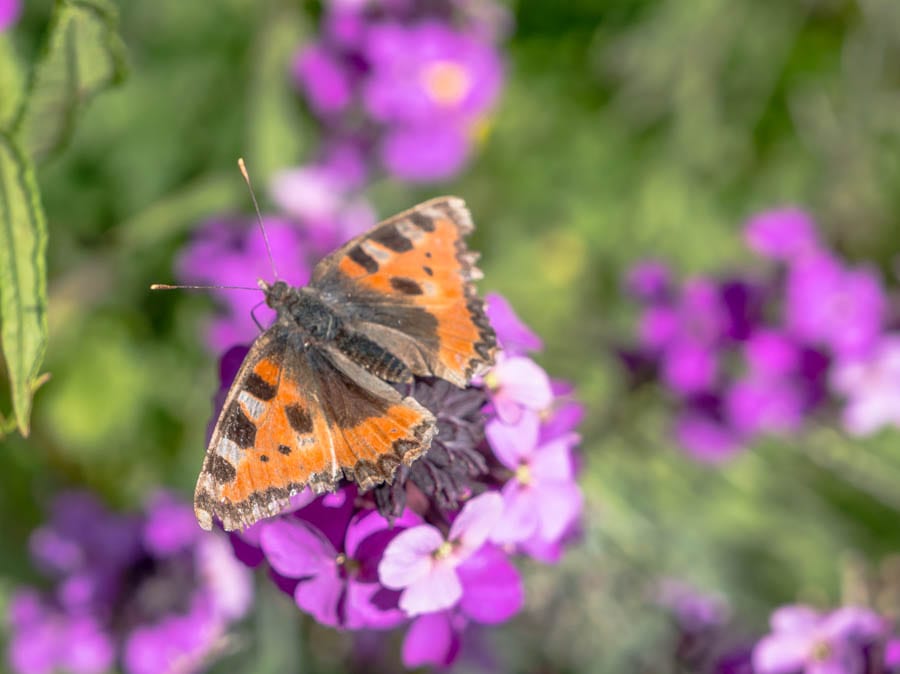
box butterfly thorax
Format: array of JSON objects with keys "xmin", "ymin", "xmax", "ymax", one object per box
[
  {"xmin": 262, "ymin": 280, "xmax": 342, "ymax": 342},
  {"xmin": 261, "ymin": 279, "xmax": 411, "ymax": 382}
]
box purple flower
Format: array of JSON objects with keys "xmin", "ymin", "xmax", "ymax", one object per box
[
  {"xmin": 486, "ymin": 411, "xmax": 582, "ymax": 547},
  {"xmin": 362, "ymin": 21, "xmax": 502, "ymax": 125},
  {"xmin": 380, "ymin": 122, "xmax": 471, "ymax": 182},
  {"xmin": 292, "ymin": 43, "xmax": 354, "ymax": 115},
  {"xmin": 657, "ymin": 580, "xmax": 729, "ymax": 633},
  {"xmin": 753, "ymin": 605, "xmax": 888, "ymax": 674},
  {"xmin": 268, "ymin": 164, "xmax": 375, "ymax": 249},
  {"xmin": 661, "ymin": 339, "xmax": 719, "ymax": 395},
  {"xmin": 0, "ymin": 0, "xmax": 20, "ymax": 31},
  {"xmin": 176, "ymin": 216, "xmax": 310, "ymax": 350},
  {"xmin": 378, "ymin": 492, "xmax": 504, "ymax": 615},
  {"xmin": 258, "ymin": 492, "xmax": 419, "ymax": 629},
  {"xmin": 6, "ymin": 492, "xmax": 252, "ymax": 674},
  {"xmin": 785, "ymin": 252, "xmax": 885, "ymax": 358},
  {"xmin": 674, "ymin": 406, "xmax": 744, "ymax": 464},
  {"xmin": 400, "ymin": 543, "xmax": 523, "ymax": 668},
  {"xmin": 486, "ymin": 292, "xmax": 543, "ymax": 354},
  {"xmin": 625, "ymin": 260, "xmax": 672, "ymax": 303},
  {"xmin": 724, "ymin": 376, "xmax": 804, "ymax": 436},
  {"xmin": 745, "ymin": 208, "xmax": 820, "ymax": 260},
  {"xmin": 831, "ymin": 336, "xmax": 900, "ymax": 436},
  {"xmin": 483, "ymin": 353, "xmax": 554, "ymax": 423}
]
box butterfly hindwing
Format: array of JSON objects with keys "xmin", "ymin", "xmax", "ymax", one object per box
[
  {"xmin": 194, "ymin": 328, "xmax": 435, "ymax": 531},
  {"xmin": 311, "ymin": 196, "xmax": 496, "ymax": 387}
]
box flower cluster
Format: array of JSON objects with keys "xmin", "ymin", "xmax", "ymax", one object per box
[
  {"xmin": 215, "ymin": 293, "xmax": 583, "ymax": 669},
  {"xmin": 620, "ymin": 208, "xmax": 898, "ymax": 462},
  {"xmin": 6, "ymin": 491, "xmax": 252, "ymax": 674},
  {"xmin": 753, "ymin": 604, "xmax": 899, "ymax": 674},
  {"xmin": 291, "ymin": 0, "xmax": 507, "ymax": 183}
]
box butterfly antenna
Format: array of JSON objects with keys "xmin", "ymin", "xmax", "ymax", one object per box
[
  {"xmin": 150, "ymin": 284, "xmax": 259, "ymax": 291},
  {"xmin": 238, "ymin": 157, "xmax": 279, "ymax": 280}
]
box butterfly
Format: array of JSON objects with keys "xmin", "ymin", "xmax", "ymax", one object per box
[{"xmin": 193, "ymin": 196, "xmax": 497, "ymax": 531}]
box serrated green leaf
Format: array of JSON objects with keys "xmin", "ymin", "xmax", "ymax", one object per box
[
  {"xmin": 13, "ymin": 0, "xmax": 127, "ymax": 162},
  {"xmin": 244, "ymin": 5, "xmax": 309, "ymax": 183},
  {"xmin": 0, "ymin": 34, "xmax": 26, "ymax": 130},
  {"xmin": 0, "ymin": 133, "xmax": 48, "ymax": 437}
]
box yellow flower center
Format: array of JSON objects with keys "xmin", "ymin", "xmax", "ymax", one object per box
[
  {"xmin": 421, "ymin": 60, "xmax": 471, "ymax": 106},
  {"xmin": 483, "ymin": 369, "xmax": 500, "ymax": 391},
  {"xmin": 433, "ymin": 541, "xmax": 454, "ymax": 561},
  {"xmin": 810, "ymin": 640, "xmax": 831, "ymax": 661},
  {"xmin": 515, "ymin": 463, "xmax": 532, "ymax": 485}
]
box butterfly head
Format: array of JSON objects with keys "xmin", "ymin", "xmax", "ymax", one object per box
[{"xmin": 259, "ymin": 279, "xmax": 291, "ymax": 309}]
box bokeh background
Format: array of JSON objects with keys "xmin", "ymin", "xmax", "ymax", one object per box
[{"xmin": 3, "ymin": 0, "xmax": 900, "ymax": 672}]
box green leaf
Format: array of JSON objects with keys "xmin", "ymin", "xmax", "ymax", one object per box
[
  {"xmin": 0, "ymin": 34, "xmax": 26, "ymax": 130},
  {"xmin": 244, "ymin": 4, "xmax": 309, "ymax": 184},
  {"xmin": 13, "ymin": 0, "xmax": 127, "ymax": 162},
  {"xmin": 0, "ymin": 133, "xmax": 48, "ymax": 437}
]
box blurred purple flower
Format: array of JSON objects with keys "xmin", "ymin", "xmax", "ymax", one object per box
[
  {"xmin": 626, "ymin": 260, "xmax": 672, "ymax": 303},
  {"xmin": 378, "ymin": 492, "xmax": 505, "ymax": 615},
  {"xmin": 785, "ymin": 252, "xmax": 885, "ymax": 358},
  {"xmin": 486, "ymin": 292, "xmax": 543, "ymax": 354},
  {"xmin": 831, "ymin": 336, "xmax": 900, "ymax": 436},
  {"xmin": 486, "ymin": 411, "xmax": 582, "ymax": 546},
  {"xmin": 362, "ymin": 21, "xmax": 502, "ymax": 125},
  {"xmin": 292, "ymin": 43, "xmax": 354, "ymax": 116},
  {"xmin": 380, "ymin": 122, "xmax": 471, "ymax": 182},
  {"xmin": 0, "ymin": 0, "xmax": 20, "ymax": 31},
  {"xmin": 725, "ymin": 376, "xmax": 804, "ymax": 436},
  {"xmin": 661, "ymin": 339, "xmax": 719, "ymax": 395},
  {"xmin": 745, "ymin": 208, "xmax": 820, "ymax": 260},
  {"xmin": 674, "ymin": 406, "xmax": 744, "ymax": 464},
  {"xmin": 268, "ymin": 164, "xmax": 375, "ymax": 249},
  {"xmin": 753, "ymin": 605, "xmax": 887, "ymax": 674},
  {"xmin": 6, "ymin": 492, "xmax": 251, "ymax": 674},
  {"xmin": 657, "ymin": 580, "xmax": 729, "ymax": 633},
  {"xmin": 177, "ymin": 216, "xmax": 310, "ymax": 351}
]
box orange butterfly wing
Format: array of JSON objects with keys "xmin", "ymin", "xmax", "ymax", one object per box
[
  {"xmin": 194, "ymin": 328, "xmax": 435, "ymax": 531},
  {"xmin": 312, "ymin": 196, "xmax": 496, "ymax": 387}
]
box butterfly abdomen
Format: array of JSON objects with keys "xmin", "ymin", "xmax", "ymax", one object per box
[{"xmin": 334, "ymin": 332, "xmax": 413, "ymax": 383}]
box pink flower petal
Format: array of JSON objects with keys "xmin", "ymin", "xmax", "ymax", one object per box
[
  {"xmin": 448, "ymin": 492, "xmax": 503, "ymax": 553},
  {"xmin": 378, "ymin": 525, "xmax": 443, "ymax": 590},
  {"xmin": 399, "ymin": 561, "xmax": 463, "ymax": 615},
  {"xmin": 535, "ymin": 482, "xmax": 583, "ymax": 543},
  {"xmin": 258, "ymin": 519, "xmax": 335, "ymax": 579},
  {"xmin": 402, "ymin": 612, "xmax": 460, "ymax": 668},
  {"xmin": 770, "ymin": 605, "xmax": 822, "ymax": 633},
  {"xmin": 493, "ymin": 356, "xmax": 553, "ymax": 411},
  {"xmin": 485, "ymin": 293, "xmax": 543, "ymax": 353},
  {"xmin": 531, "ymin": 435, "xmax": 577, "ymax": 483},
  {"xmin": 457, "ymin": 545, "xmax": 524, "ymax": 623},
  {"xmin": 491, "ymin": 481, "xmax": 539, "ymax": 544},
  {"xmin": 294, "ymin": 570, "xmax": 343, "ymax": 627},
  {"xmin": 485, "ymin": 412, "xmax": 539, "ymax": 469},
  {"xmin": 753, "ymin": 633, "xmax": 811, "ymax": 674}
]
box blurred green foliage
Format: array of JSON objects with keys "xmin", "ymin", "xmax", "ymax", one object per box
[{"xmin": 3, "ymin": 0, "xmax": 900, "ymax": 672}]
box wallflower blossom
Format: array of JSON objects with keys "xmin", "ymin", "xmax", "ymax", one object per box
[
  {"xmin": 486, "ymin": 411, "xmax": 582, "ymax": 547},
  {"xmin": 289, "ymin": 0, "xmax": 506, "ymax": 183},
  {"xmin": 6, "ymin": 492, "xmax": 252, "ymax": 674},
  {"xmin": 619, "ymin": 205, "xmax": 897, "ymax": 459},
  {"xmin": 753, "ymin": 605, "xmax": 888, "ymax": 674}
]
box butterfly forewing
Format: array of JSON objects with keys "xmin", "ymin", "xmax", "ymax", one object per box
[{"xmin": 311, "ymin": 196, "xmax": 496, "ymax": 387}]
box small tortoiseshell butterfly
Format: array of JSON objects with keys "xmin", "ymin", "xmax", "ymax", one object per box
[{"xmin": 193, "ymin": 196, "xmax": 496, "ymax": 531}]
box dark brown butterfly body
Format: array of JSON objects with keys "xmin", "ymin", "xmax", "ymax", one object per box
[{"xmin": 194, "ymin": 196, "xmax": 496, "ymax": 531}]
